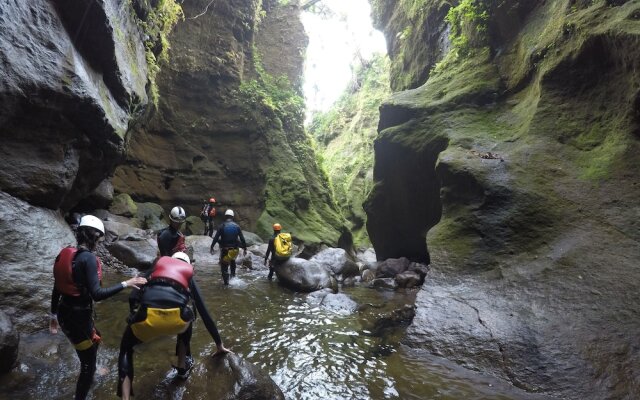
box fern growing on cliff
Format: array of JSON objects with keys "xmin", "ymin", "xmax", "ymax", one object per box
[{"xmin": 445, "ymin": 0, "xmax": 489, "ymax": 55}]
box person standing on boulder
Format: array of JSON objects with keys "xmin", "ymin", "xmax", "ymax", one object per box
[
  {"xmin": 201, "ymin": 197, "xmax": 217, "ymax": 237},
  {"xmin": 210, "ymin": 209, "xmax": 247, "ymax": 285},
  {"xmin": 49, "ymin": 215, "xmax": 147, "ymax": 400},
  {"xmin": 264, "ymin": 223, "xmax": 292, "ymax": 280},
  {"xmin": 157, "ymin": 206, "xmax": 187, "ymax": 257},
  {"xmin": 117, "ymin": 252, "xmax": 230, "ymax": 399}
]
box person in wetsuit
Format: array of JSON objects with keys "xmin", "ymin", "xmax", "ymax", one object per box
[
  {"xmin": 157, "ymin": 206, "xmax": 187, "ymax": 256},
  {"xmin": 117, "ymin": 252, "xmax": 231, "ymax": 399},
  {"xmin": 264, "ymin": 223, "xmax": 285, "ymax": 280},
  {"xmin": 210, "ymin": 209, "xmax": 247, "ymax": 285},
  {"xmin": 201, "ymin": 197, "xmax": 216, "ymax": 237},
  {"xmin": 49, "ymin": 215, "xmax": 147, "ymax": 400}
]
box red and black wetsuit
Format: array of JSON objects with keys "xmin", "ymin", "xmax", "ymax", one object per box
[
  {"xmin": 117, "ymin": 256, "xmax": 223, "ymax": 396},
  {"xmin": 51, "ymin": 247, "xmax": 126, "ymax": 400},
  {"xmin": 157, "ymin": 225, "xmax": 186, "ymax": 256}
]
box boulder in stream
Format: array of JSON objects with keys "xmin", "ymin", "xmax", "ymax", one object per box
[{"xmin": 275, "ymin": 258, "xmax": 337, "ymax": 293}]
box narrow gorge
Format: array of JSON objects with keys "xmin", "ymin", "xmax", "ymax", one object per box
[{"xmin": 1, "ymin": 0, "xmax": 639, "ymax": 399}]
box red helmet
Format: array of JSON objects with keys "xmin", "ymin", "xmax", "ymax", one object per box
[
  {"xmin": 209, "ymin": 197, "xmax": 216, "ymax": 203},
  {"xmin": 273, "ymin": 223, "xmax": 282, "ymax": 231}
]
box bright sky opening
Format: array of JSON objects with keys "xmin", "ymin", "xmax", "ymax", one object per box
[{"xmin": 301, "ymin": 0, "xmax": 387, "ymax": 122}]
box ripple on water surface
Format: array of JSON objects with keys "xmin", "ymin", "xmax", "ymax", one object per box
[{"xmin": 1, "ymin": 267, "xmax": 551, "ymax": 399}]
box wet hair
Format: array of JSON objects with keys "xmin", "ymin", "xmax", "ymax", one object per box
[{"xmin": 76, "ymin": 226, "xmax": 102, "ymax": 251}]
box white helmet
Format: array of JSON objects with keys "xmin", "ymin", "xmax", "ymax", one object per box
[
  {"xmin": 224, "ymin": 209, "xmax": 234, "ymax": 217},
  {"xmin": 171, "ymin": 251, "xmax": 190, "ymax": 264},
  {"xmin": 79, "ymin": 215, "xmax": 105, "ymax": 236},
  {"xmin": 169, "ymin": 206, "xmax": 186, "ymax": 223}
]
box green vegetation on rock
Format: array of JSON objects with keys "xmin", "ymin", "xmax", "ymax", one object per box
[
  {"xmin": 445, "ymin": 0, "xmax": 489, "ymax": 55},
  {"xmin": 128, "ymin": 0, "xmax": 184, "ymax": 106},
  {"xmin": 242, "ymin": 43, "xmax": 347, "ymax": 246},
  {"xmin": 309, "ymin": 55, "xmax": 391, "ymax": 247}
]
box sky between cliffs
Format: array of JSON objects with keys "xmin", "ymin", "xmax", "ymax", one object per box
[{"xmin": 301, "ymin": 0, "xmax": 386, "ymax": 122}]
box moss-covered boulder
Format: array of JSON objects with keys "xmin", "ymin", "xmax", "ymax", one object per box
[{"xmin": 109, "ymin": 193, "xmax": 138, "ymax": 217}]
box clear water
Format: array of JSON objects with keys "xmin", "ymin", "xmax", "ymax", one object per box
[{"xmin": 0, "ymin": 263, "xmax": 546, "ymax": 400}]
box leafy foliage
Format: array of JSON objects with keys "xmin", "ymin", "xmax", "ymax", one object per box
[
  {"xmin": 129, "ymin": 0, "xmax": 184, "ymax": 105},
  {"xmin": 239, "ymin": 48, "xmax": 305, "ymax": 126},
  {"xmin": 445, "ymin": 0, "xmax": 489, "ymax": 55}
]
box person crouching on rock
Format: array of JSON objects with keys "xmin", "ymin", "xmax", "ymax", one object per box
[
  {"xmin": 117, "ymin": 252, "xmax": 231, "ymax": 399},
  {"xmin": 49, "ymin": 215, "xmax": 147, "ymax": 400}
]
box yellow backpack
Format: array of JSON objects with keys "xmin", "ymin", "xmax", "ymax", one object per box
[{"xmin": 273, "ymin": 233, "xmax": 293, "ymax": 259}]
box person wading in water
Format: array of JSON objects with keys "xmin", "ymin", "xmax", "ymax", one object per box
[
  {"xmin": 117, "ymin": 252, "xmax": 230, "ymax": 399},
  {"xmin": 210, "ymin": 209, "xmax": 247, "ymax": 285},
  {"xmin": 50, "ymin": 215, "xmax": 147, "ymax": 400}
]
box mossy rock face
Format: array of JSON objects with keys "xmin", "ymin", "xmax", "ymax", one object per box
[
  {"xmin": 369, "ymin": 0, "xmax": 640, "ymax": 397},
  {"xmin": 308, "ymin": 55, "xmax": 392, "ymax": 248},
  {"xmin": 113, "ymin": 0, "xmax": 347, "ymax": 248},
  {"xmin": 134, "ymin": 202, "xmax": 166, "ymax": 231},
  {"xmin": 109, "ymin": 193, "xmax": 138, "ymax": 217}
]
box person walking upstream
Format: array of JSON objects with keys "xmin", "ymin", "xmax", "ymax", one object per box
[
  {"xmin": 201, "ymin": 197, "xmax": 216, "ymax": 237},
  {"xmin": 210, "ymin": 209, "xmax": 247, "ymax": 285}
]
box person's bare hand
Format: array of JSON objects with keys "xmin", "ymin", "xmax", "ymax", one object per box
[
  {"xmin": 126, "ymin": 276, "xmax": 147, "ymax": 289},
  {"xmin": 213, "ymin": 344, "xmax": 232, "ymax": 357},
  {"xmin": 49, "ymin": 318, "xmax": 58, "ymax": 334}
]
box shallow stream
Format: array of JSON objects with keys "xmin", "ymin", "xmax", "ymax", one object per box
[{"xmin": 1, "ymin": 261, "xmax": 545, "ymax": 399}]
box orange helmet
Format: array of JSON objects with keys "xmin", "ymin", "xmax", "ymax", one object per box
[
  {"xmin": 209, "ymin": 197, "xmax": 216, "ymax": 203},
  {"xmin": 272, "ymin": 223, "xmax": 282, "ymax": 231}
]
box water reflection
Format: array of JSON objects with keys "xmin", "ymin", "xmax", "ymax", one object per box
[{"xmin": 1, "ymin": 265, "xmax": 547, "ymax": 399}]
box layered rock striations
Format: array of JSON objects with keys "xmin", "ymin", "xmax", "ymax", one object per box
[
  {"xmin": 367, "ymin": 0, "xmax": 640, "ymax": 398},
  {"xmin": 0, "ymin": 0, "xmax": 149, "ymax": 210},
  {"xmin": 0, "ymin": 0, "xmax": 155, "ymax": 330},
  {"xmin": 113, "ymin": 0, "xmax": 348, "ymax": 246}
]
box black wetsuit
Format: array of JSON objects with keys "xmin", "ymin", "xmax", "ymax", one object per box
[
  {"xmin": 117, "ymin": 278, "xmax": 222, "ymax": 396},
  {"xmin": 210, "ymin": 220, "xmax": 247, "ymax": 284},
  {"xmin": 157, "ymin": 225, "xmax": 185, "ymax": 256},
  {"xmin": 51, "ymin": 248, "xmax": 126, "ymax": 400},
  {"xmin": 202, "ymin": 204, "xmax": 216, "ymax": 237}
]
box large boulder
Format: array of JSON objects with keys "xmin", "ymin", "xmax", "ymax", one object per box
[
  {"xmin": 0, "ymin": 0, "xmax": 148, "ymax": 211},
  {"xmin": 375, "ymin": 257, "xmax": 411, "ymax": 278},
  {"xmin": 0, "ymin": 191, "xmax": 75, "ymax": 331},
  {"xmin": 106, "ymin": 238, "xmax": 158, "ymax": 269},
  {"xmin": 275, "ymin": 258, "xmax": 337, "ymax": 293},
  {"xmin": 0, "ymin": 311, "xmax": 19, "ymax": 374},
  {"xmin": 192, "ymin": 353, "xmax": 284, "ymax": 400},
  {"xmin": 310, "ymin": 248, "xmax": 360, "ymax": 279}
]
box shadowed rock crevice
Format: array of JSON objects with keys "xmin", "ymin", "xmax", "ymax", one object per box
[{"xmin": 365, "ymin": 121, "xmax": 448, "ymax": 262}]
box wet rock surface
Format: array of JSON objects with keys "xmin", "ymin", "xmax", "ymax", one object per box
[
  {"xmin": 310, "ymin": 247, "xmax": 360, "ymax": 280},
  {"xmin": 275, "ymin": 257, "xmax": 337, "ymax": 293},
  {"xmin": 368, "ymin": 1, "xmax": 640, "ymax": 398},
  {"xmin": 0, "ymin": 311, "xmax": 19, "ymax": 374},
  {"xmin": 0, "ymin": 0, "xmax": 148, "ymax": 210},
  {"xmin": 0, "ymin": 191, "xmax": 75, "ymax": 331}
]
